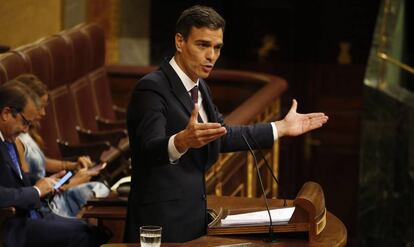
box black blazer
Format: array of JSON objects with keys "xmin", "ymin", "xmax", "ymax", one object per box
[{"xmin": 125, "ymin": 59, "xmax": 274, "ymax": 242}]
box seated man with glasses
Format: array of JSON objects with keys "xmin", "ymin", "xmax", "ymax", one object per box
[{"xmin": 0, "ymin": 82, "xmax": 110, "ymax": 247}]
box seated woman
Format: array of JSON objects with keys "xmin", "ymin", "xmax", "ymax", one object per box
[{"xmin": 14, "ymin": 74, "xmax": 110, "ymax": 218}]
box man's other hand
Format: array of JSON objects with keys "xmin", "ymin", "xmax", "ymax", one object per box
[
  {"xmin": 275, "ymin": 99, "xmax": 329, "ymax": 137},
  {"xmin": 175, "ymin": 104, "xmax": 227, "ymax": 153}
]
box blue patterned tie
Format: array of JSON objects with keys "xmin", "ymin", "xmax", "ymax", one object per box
[
  {"xmin": 4, "ymin": 142, "xmax": 40, "ymax": 219},
  {"xmin": 4, "ymin": 142, "xmax": 22, "ymax": 179}
]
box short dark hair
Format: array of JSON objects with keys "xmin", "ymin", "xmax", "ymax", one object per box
[
  {"xmin": 15, "ymin": 74, "xmax": 48, "ymax": 98},
  {"xmin": 2, "ymin": 79, "xmax": 40, "ymax": 109},
  {"xmin": 175, "ymin": 5, "xmax": 225, "ymax": 40},
  {"xmin": 0, "ymin": 82, "xmax": 31, "ymax": 114}
]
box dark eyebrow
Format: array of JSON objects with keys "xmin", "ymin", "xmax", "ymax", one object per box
[
  {"xmin": 195, "ymin": 40, "xmax": 223, "ymax": 48},
  {"xmin": 195, "ymin": 40, "xmax": 211, "ymax": 45},
  {"xmin": 214, "ymin": 43, "xmax": 223, "ymax": 49}
]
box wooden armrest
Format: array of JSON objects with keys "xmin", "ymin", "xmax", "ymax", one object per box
[
  {"xmin": 87, "ymin": 192, "xmax": 128, "ymax": 207},
  {"xmin": 95, "ymin": 116, "xmax": 126, "ymax": 131},
  {"xmin": 57, "ymin": 139, "xmax": 113, "ymax": 162},
  {"xmin": 76, "ymin": 126, "xmax": 127, "ymax": 147},
  {"xmin": 113, "ymin": 105, "xmax": 126, "ymax": 120}
]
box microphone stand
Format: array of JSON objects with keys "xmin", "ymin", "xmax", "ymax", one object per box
[
  {"xmin": 247, "ymin": 132, "xmax": 287, "ymax": 207},
  {"xmin": 242, "ymin": 134, "xmax": 278, "ymax": 243}
]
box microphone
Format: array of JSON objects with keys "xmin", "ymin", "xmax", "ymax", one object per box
[
  {"xmin": 241, "ymin": 134, "xmax": 278, "ymax": 243},
  {"xmin": 246, "ymin": 131, "xmax": 286, "ymax": 207}
]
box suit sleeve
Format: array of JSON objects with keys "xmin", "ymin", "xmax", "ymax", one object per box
[
  {"xmin": 127, "ymin": 80, "xmax": 171, "ymax": 165},
  {"xmin": 220, "ymin": 123, "xmax": 274, "ymax": 152},
  {"xmin": 0, "ymin": 186, "xmax": 41, "ymax": 210}
]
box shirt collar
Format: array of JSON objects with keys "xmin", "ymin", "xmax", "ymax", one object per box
[
  {"xmin": 0, "ymin": 130, "xmax": 4, "ymax": 142},
  {"xmin": 169, "ymin": 57, "xmax": 199, "ymax": 92}
]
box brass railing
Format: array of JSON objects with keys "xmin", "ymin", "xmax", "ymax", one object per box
[
  {"xmin": 204, "ymin": 69, "xmax": 287, "ymax": 198},
  {"xmin": 377, "ymin": 52, "xmax": 414, "ymax": 75}
]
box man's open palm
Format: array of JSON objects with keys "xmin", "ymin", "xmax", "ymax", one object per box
[{"xmin": 276, "ymin": 99, "xmax": 329, "ymax": 137}]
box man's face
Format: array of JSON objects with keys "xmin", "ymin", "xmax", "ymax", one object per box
[
  {"xmin": 1, "ymin": 100, "xmax": 37, "ymax": 142},
  {"xmin": 175, "ymin": 27, "xmax": 223, "ymax": 82}
]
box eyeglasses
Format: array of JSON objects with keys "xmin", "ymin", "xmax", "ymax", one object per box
[{"xmin": 18, "ymin": 112, "xmax": 33, "ymax": 128}]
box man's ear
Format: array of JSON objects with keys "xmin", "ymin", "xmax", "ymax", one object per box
[
  {"xmin": 175, "ymin": 33, "xmax": 184, "ymax": 52},
  {"xmin": 0, "ymin": 107, "xmax": 11, "ymax": 121}
]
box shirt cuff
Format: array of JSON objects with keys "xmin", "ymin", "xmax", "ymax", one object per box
[
  {"xmin": 33, "ymin": 186, "xmax": 41, "ymax": 197},
  {"xmin": 168, "ymin": 134, "xmax": 187, "ymax": 163},
  {"xmin": 270, "ymin": 122, "xmax": 279, "ymax": 141}
]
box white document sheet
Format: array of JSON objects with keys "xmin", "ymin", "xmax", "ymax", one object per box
[{"xmin": 221, "ymin": 207, "xmax": 295, "ymax": 226}]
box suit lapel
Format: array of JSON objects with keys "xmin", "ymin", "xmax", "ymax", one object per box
[{"xmin": 160, "ymin": 60, "xmax": 194, "ymax": 116}]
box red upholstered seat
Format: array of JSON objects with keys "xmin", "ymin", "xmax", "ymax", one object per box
[
  {"xmin": 89, "ymin": 68, "xmax": 122, "ymax": 121},
  {"xmin": 61, "ymin": 27, "xmax": 94, "ymax": 82},
  {"xmin": 69, "ymin": 77, "xmax": 129, "ymax": 152},
  {"xmin": 0, "ymin": 52, "xmax": 30, "ymax": 84},
  {"xmin": 38, "ymin": 103, "xmax": 61, "ymax": 159},
  {"xmin": 48, "ymin": 84, "xmax": 123, "ymax": 162},
  {"xmin": 16, "ymin": 44, "xmax": 52, "ymax": 88},
  {"xmin": 40, "ymin": 35, "xmax": 74, "ymax": 89},
  {"xmin": 80, "ymin": 23, "xmax": 105, "ymax": 71}
]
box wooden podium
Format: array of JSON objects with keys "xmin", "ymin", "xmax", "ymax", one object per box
[
  {"xmin": 208, "ymin": 182, "xmax": 328, "ymax": 243},
  {"xmin": 99, "ymin": 182, "xmax": 346, "ymax": 246}
]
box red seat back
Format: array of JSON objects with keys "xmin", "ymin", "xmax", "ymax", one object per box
[
  {"xmin": 61, "ymin": 28, "xmax": 93, "ymax": 82},
  {"xmin": 69, "ymin": 77, "xmax": 99, "ymax": 131},
  {"xmin": 0, "ymin": 52, "xmax": 30, "ymax": 84},
  {"xmin": 40, "ymin": 35, "xmax": 74, "ymax": 89},
  {"xmin": 38, "ymin": 103, "xmax": 61, "ymax": 159},
  {"xmin": 16, "ymin": 44, "xmax": 52, "ymax": 87},
  {"xmin": 81, "ymin": 24, "xmax": 105, "ymax": 70},
  {"xmin": 89, "ymin": 68, "xmax": 117, "ymax": 120},
  {"xmin": 48, "ymin": 85, "xmax": 81, "ymax": 144}
]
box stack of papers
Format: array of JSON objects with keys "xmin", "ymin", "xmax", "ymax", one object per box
[{"xmin": 221, "ymin": 207, "xmax": 295, "ymax": 226}]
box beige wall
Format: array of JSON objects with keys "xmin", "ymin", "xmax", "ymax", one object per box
[{"xmin": 0, "ymin": 0, "xmax": 62, "ymax": 49}]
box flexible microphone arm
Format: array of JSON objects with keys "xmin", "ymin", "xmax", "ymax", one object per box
[
  {"xmin": 241, "ymin": 134, "xmax": 277, "ymax": 243},
  {"xmin": 247, "ymin": 131, "xmax": 287, "ymax": 207}
]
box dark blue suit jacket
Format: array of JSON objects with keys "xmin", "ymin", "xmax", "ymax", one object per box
[
  {"xmin": 125, "ymin": 60, "xmax": 274, "ymax": 242},
  {"xmin": 0, "ymin": 140, "xmax": 105, "ymax": 247},
  {"xmin": 0, "ymin": 141, "xmax": 41, "ymax": 212}
]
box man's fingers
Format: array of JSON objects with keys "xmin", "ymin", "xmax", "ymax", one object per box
[
  {"xmin": 196, "ymin": 127, "xmax": 226, "ymax": 139},
  {"xmin": 193, "ymin": 131, "xmax": 227, "ymax": 147},
  {"xmin": 303, "ymin": 112, "xmax": 328, "ymax": 118},
  {"xmin": 190, "ymin": 104, "xmax": 199, "ymax": 123},
  {"xmin": 50, "ymin": 170, "xmax": 66, "ymax": 179},
  {"xmin": 288, "ymin": 99, "xmax": 298, "ymax": 113},
  {"xmin": 196, "ymin": 127, "xmax": 226, "ymax": 137},
  {"xmin": 194, "ymin": 122, "xmax": 223, "ymax": 130}
]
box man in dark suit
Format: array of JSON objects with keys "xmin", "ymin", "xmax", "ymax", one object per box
[
  {"xmin": 0, "ymin": 84, "xmax": 109, "ymax": 247},
  {"xmin": 125, "ymin": 5, "xmax": 329, "ymax": 243}
]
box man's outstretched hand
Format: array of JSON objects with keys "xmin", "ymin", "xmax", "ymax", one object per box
[
  {"xmin": 275, "ymin": 99, "xmax": 328, "ymax": 137},
  {"xmin": 175, "ymin": 104, "xmax": 227, "ymax": 153}
]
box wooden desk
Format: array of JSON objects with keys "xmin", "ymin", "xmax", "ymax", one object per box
[
  {"xmin": 92, "ymin": 195, "xmax": 346, "ymax": 246},
  {"xmin": 102, "ymin": 211, "xmax": 344, "ymax": 246}
]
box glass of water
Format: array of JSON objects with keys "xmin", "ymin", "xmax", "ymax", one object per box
[{"xmin": 140, "ymin": 225, "xmax": 162, "ymax": 247}]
